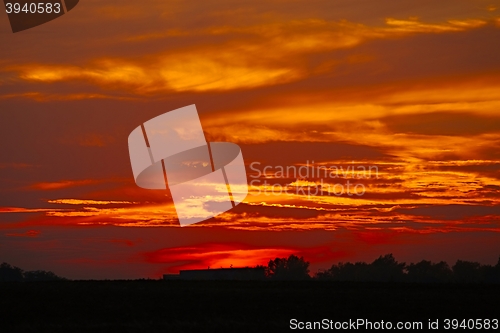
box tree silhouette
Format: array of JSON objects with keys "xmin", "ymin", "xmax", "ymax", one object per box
[
  {"xmin": 406, "ymin": 260, "xmax": 452, "ymax": 283},
  {"xmin": 24, "ymin": 270, "xmax": 66, "ymax": 281},
  {"xmin": 493, "ymin": 256, "xmax": 500, "ymax": 283},
  {"xmin": 267, "ymin": 255, "xmax": 310, "ymax": 280},
  {"xmin": 370, "ymin": 254, "xmax": 406, "ymax": 282},
  {"xmin": 316, "ymin": 262, "xmax": 370, "ymax": 281},
  {"xmin": 316, "ymin": 254, "xmax": 405, "ymax": 282},
  {"xmin": 0, "ymin": 263, "xmax": 24, "ymax": 281},
  {"xmin": 0, "ymin": 262, "xmax": 66, "ymax": 282},
  {"xmin": 452, "ymin": 260, "xmax": 482, "ymax": 283}
]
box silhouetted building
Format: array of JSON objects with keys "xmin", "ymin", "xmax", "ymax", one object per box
[{"xmin": 163, "ymin": 267, "xmax": 266, "ymax": 281}]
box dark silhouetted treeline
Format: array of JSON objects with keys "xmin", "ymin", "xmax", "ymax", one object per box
[
  {"xmin": 265, "ymin": 254, "xmax": 310, "ymax": 280},
  {"xmin": 264, "ymin": 254, "xmax": 500, "ymax": 283},
  {"xmin": 0, "ymin": 262, "xmax": 66, "ymax": 281},
  {"xmin": 315, "ymin": 254, "xmax": 500, "ymax": 283},
  {"xmin": 3, "ymin": 253, "xmax": 500, "ymax": 283}
]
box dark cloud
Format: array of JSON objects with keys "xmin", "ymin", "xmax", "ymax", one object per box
[
  {"xmin": 395, "ymin": 204, "xmax": 500, "ymax": 220},
  {"xmin": 382, "ymin": 112, "xmax": 500, "ymax": 136}
]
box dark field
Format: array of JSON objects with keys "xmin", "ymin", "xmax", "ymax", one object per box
[{"xmin": 1, "ymin": 281, "xmax": 499, "ymax": 332}]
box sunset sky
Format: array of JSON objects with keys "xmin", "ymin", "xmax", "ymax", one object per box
[{"xmin": 1, "ymin": 0, "xmax": 500, "ymax": 279}]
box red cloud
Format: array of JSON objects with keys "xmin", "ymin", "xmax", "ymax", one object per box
[{"xmin": 5, "ymin": 230, "xmax": 41, "ymax": 237}]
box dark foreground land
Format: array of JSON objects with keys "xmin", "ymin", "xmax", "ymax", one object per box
[{"xmin": 1, "ymin": 281, "xmax": 499, "ymax": 332}]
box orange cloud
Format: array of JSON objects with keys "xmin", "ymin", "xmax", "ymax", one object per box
[
  {"xmin": 48, "ymin": 199, "xmax": 135, "ymax": 205},
  {"xmin": 0, "ymin": 92, "xmax": 135, "ymax": 102},
  {"xmin": 7, "ymin": 17, "xmax": 490, "ymax": 95},
  {"xmin": 5, "ymin": 230, "xmax": 41, "ymax": 237},
  {"xmin": 45, "ymin": 203, "xmax": 178, "ymax": 226},
  {"xmin": 384, "ymin": 18, "xmax": 486, "ymax": 33},
  {"xmin": 0, "ymin": 207, "xmax": 60, "ymax": 213},
  {"xmin": 30, "ymin": 180, "xmax": 99, "ymax": 190}
]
